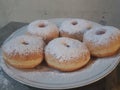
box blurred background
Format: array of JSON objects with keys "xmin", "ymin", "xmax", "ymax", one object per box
[{"xmin": 0, "ymin": 0, "xmax": 120, "ymax": 28}]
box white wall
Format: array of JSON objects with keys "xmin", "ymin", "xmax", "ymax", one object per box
[
  {"xmin": 0, "ymin": 0, "xmax": 8, "ymax": 28},
  {"xmin": 0, "ymin": 0, "xmax": 120, "ymax": 28}
]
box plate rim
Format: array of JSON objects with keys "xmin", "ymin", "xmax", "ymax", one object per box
[{"xmin": 1, "ymin": 57, "xmax": 120, "ymax": 89}]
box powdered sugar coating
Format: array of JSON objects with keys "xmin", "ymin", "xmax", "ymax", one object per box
[
  {"xmin": 83, "ymin": 26, "xmax": 120, "ymax": 46},
  {"xmin": 2, "ymin": 35, "xmax": 45, "ymax": 56},
  {"xmin": 60, "ymin": 19, "xmax": 102, "ymax": 34},
  {"xmin": 45, "ymin": 37, "xmax": 89, "ymax": 61},
  {"xmin": 27, "ymin": 20, "xmax": 59, "ymax": 40}
]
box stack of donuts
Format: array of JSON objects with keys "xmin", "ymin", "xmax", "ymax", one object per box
[{"xmin": 2, "ymin": 19, "xmax": 120, "ymax": 72}]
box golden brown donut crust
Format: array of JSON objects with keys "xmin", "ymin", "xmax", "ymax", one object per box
[
  {"xmin": 83, "ymin": 26, "xmax": 120, "ymax": 57},
  {"xmin": 45, "ymin": 37, "xmax": 90, "ymax": 72},
  {"xmin": 2, "ymin": 35, "xmax": 45, "ymax": 69},
  {"xmin": 45, "ymin": 52, "xmax": 90, "ymax": 72}
]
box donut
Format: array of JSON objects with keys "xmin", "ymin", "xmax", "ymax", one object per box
[
  {"xmin": 83, "ymin": 26, "xmax": 120, "ymax": 57},
  {"xmin": 2, "ymin": 35, "xmax": 45, "ymax": 69},
  {"xmin": 59, "ymin": 19, "xmax": 102, "ymax": 41},
  {"xmin": 45, "ymin": 37, "xmax": 90, "ymax": 72},
  {"xmin": 27, "ymin": 20, "xmax": 59, "ymax": 43}
]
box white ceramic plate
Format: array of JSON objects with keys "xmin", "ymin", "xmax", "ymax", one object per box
[{"xmin": 1, "ymin": 18, "xmax": 120, "ymax": 89}]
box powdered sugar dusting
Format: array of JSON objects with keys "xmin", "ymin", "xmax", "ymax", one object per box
[
  {"xmin": 45, "ymin": 37, "xmax": 89, "ymax": 61},
  {"xmin": 60, "ymin": 19, "xmax": 102, "ymax": 34},
  {"xmin": 27, "ymin": 20, "xmax": 59, "ymax": 40},
  {"xmin": 83, "ymin": 26, "xmax": 120, "ymax": 46},
  {"xmin": 2, "ymin": 35, "xmax": 45, "ymax": 56}
]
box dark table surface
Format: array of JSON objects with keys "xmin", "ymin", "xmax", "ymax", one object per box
[{"xmin": 0, "ymin": 22, "xmax": 120, "ymax": 90}]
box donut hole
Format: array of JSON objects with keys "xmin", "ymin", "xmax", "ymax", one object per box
[
  {"xmin": 38, "ymin": 23, "xmax": 47, "ymax": 28},
  {"xmin": 22, "ymin": 41, "xmax": 29, "ymax": 45},
  {"xmin": 66, "ymin": 44, "xmax": 70, "ymax": 47},
  {"xmin": 87, "ymin": 26, "xmax": 92, "ymax": 30},
  {"xmin": 62, "ymin": 42, "xmax": 70, "ymax": 47},
  {"xmin": 96, "ymin": 29, "xmax": 106, "ymax": 35},
  {"xmin": 71, "ymin": 21, "xmax": 78, "ymax": 25}
]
